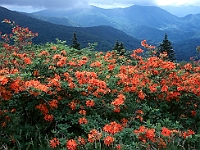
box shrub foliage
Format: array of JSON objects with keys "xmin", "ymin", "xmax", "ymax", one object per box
[{"xmin": 0, "ymin": 19, "xmax": 200, "ymax": 150}]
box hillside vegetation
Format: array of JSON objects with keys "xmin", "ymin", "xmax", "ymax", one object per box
[{"xmin": 0, "ymin": 19, "xmax": 200, "ymax": 150}]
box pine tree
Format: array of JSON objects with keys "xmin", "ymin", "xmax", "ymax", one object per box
[
  {"xmin": 71, "ymin": 32, "xmax": 80, "ymax": 50},
  {"xmin": 113, "ymin": 40, "xmax": 120, "ymax": 51},
  {"xmin": 113, "ymin": 40, "xmax": 125, "ymax": 55},
  {"xmin": 158, "ymin": 34, "xmax": 175, "ymax": 61}
]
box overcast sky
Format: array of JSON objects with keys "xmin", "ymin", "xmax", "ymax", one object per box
[{"xmin": 1, "ymin": 0, "xmax": 200, "ymax": 12}]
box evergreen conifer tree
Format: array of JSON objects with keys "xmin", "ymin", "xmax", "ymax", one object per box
[
  {"xmin": 113, "ymin": 40, "xmax": 125, "ymax": 55},
  {"xmin": 71, "ymin": 32, "xmax": 80, "ymax": 50},
  {"xmin": 158, "ymin": 34, "xmax": 175, "ymax": 61}
]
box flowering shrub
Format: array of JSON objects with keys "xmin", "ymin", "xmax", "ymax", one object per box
[{"xmin": 0, "ymin": 19, "xmax": 200, "ymax": 149}]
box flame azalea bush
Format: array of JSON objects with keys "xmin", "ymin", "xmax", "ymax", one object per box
[{"xmin": 0, "ymin": 19, "xmax": 200, "ymax": 150}]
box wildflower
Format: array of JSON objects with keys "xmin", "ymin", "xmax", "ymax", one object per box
[
  {"xmin": 51, "ymin": 46, "xmax": 57, "ymax": 50},
  {"xmin": 66, "ymin": 139, "xmax": 77, "ymax": 150},
  {"xmin": 161, "ymin": 85, "xmax": 168, "ymax": 92},
  {"xmin": 79, "ymin": 109, "xmax": 86, "ymax": 115},
  {"xmin": 50, "ymin": 138, "xmax": 60, "ymax": 148},
  {"xmin": 113, "ymin": 106, "xmax": 121, "ymax": 113},
  {"xmin": 104, "ymin": 136, "xmax": 114, "ymax": 146},
  {"xmin": 49, "ymin": 99, "xmax": 58, "ymax": 109},
  {"xmin": 103, "ymin": 122, "xmax": 123, "ymax": 135},
  {"xmin": 35, "ymin": 103, "xmax": 49, "ymax": 115},
  {"xmin": 1, "ymin": 122, "xmax": 6, "ymax": 127},
  {"xmin": 157, "ymin": 138, "xmax": 167, "ymax": 149},
  {"xmin": 68, "ymin": 101, "xmax": 76, "ymax": 110},
  {"xmin": 184, "ymin": 63, "xmax": 192, "ymax": 71},
  {"xmin": 135, "ymin": 109, "xmax": 144, "ymax": 115},
  {"xmin": 136, "ymin": 115, "xmax": 143, "ymax": 122},
  {"xmin": 121, "ymin": 118, "xmax": 128, "ymax": 127},
  {"xmin": 111, "ymin": 94, "xmax": 125, "ymax": 106},
  {"xmin": 182, "ymin": 129, "xmax": 195, "ymax": 139},
  {"xmin": 138, "ymin": 90, "xmax": 145, "ymax": 100},
  {"xmin": 44, "ymin": 114, "xmax": 54, "ymax": 122},
  {"xmin": 145, "ymin": 129, "xmax": 155, "ymax": 142},
  {"xmin": 78, "ymin": 117, "xmax": 88, "ymax": 124},
  {"xmin": 134, "ymin": 126, "xmax": 147, "ymax": 134},
  {"xmin": 161, "ymin": 127, "xmax": 171, "ymax": 137},
  {"xmin": 86, "ymin": 100, "xmax": 95, "ymax": 107},
  {"xmin": 191, "ymin": 110, "xmax": 197, "ymax": 116},
  {"xmin": 149, "ymin": 84, "xmax": 158, "ymax": 93},
  {"xmin": 24, "ymin": 57, "xmax": 32, "ymax": 64},
  {"xmin": 78, "ymin": 136, "xmax": 86, "ymax": 145},
  {"xmin": 88, "ymin": 129, "xmax": 102, "ymax": 143},
  {"xmin": 116, "ymin": 144, "xmax": 121, "ymax": 150},
  {"xmin": 0, "ymin": 76, "xmax": 8, "ymax": 85},
  {"xmin": 33, "ymin": 70, "xmax": 39, "ymax": 76}
]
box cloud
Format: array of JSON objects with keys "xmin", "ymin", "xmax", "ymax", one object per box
[
  {"xmin": 88, "ymin": 0, "xmax": 157, "ymax": 8},
  {"xmin": 0, "ymin": 0, "xmax": 200, "ymax": 10},
  {"xmin": 0, "ymin": 0, "xmax": 89, "ymax": 9}
]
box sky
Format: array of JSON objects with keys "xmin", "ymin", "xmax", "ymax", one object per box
[{"xmin": 0, "ymin": 0, "xmax": 200, "ymax": 12}]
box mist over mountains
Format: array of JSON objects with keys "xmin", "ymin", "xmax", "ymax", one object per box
[{"xmin": 1, "ymin": 5, "xmax": 200, "ymax": 61}]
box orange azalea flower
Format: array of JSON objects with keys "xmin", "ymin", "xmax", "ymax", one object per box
[
  {"xmin": 51, "ymin": 46, "xmax": 57, "ymax": 50},
  {"xmin": 111, "ymin": 94, "xmax": 125, "ymax": 106},
  {"xmin": 104, "ymin": 136, "xmax": 114, "ymax": 146},
  {"xmin": 135, "ymin": 109, "xmax": 144, "ymax": 115},
  {"xmin": 149, "ymin": 84, "xmax": 158, "ymax": 93},
  {"xmin": 145, "ymin": 129, "xmax": 155, "ymax": 142},
  {"xmin": 1, "ymin": 90, "xmax": 12, "ymax": 100},
  {"xmin": 79, "ymin": 109, "xmax": 86, "ymax": 115},
  {"xmin": 66, "ymin": 139, "xmax": 77, "ymax": 150},
  {"xmin": 78, "ymin": 136, "xmax": 86, "ymax": 145},
  {"xmin": 1, "ymin": 122, "xmax": 6, "ymax": 127},
  {"xmin": 184, "ymin": 63, "xmax": 192, "ymax": 71},
  {"xmin": 33, "ymin": 70, "xmax": 40, "ymax": 76},
  {"xmin": 24, "ymin": 57, "xmax": 32, "ymax": 64},
  {"xmin": 161, "ymin": 85, "xmax": 168, "ymax": 92},
  {"xmin": 88, "ymin": 129, "xmax": 102, "ymax": 143},
  {"xmin": 90, "ymin": 61, "xmax": 102, "ymax": 67},
  {"xmin": 116, "ymin": 144, "xmax": 121, "ymax": 150},
  {"xmin": 182, "ymin": 129, "xmax": 195, "ymax": 139},
  {"xmin": 191, "ymin": 110, "xmax": 197, "ymax": 116},
  {"xmin": 157, "ymin": 138, "xmax": 167, "ymax": 149},
  {"xmin": 121, "ymin": 118, "xmax": 128, "ymax": 127},
  {"xmin": 86, "ymin": 100, "xmax": 95, "ymax": 107},
  {"xmin": 50, "ymin": 138, "xmax": 60, "ymax": 148},
  {"xmin": 44, "ymin": 114, "xmax": 54, "ymax": 122},
  {"xmin": 134, "ymin": 126, "xmax": 147, "ymax": 134},
  {"xmin": 53, "ymin": 54, "xmax": 62, "ymax": 60},
  {"xmin": 138, "ymin": 90, "xmax": 145, "ymax": 100},
  {"xmin": 49, "ymin": 99, "xmax": 58, "ymax": 109},
  {"xmin": 35, "ymin": 103, "xmax": 49, "ymax": 115},
  {"xmin": 11, "ymin": 109, "xmax": 16, "ymax": 113},
  {"xmin": 0, "ymin": 75, "xmax": 8, "ymax": 85},
  {"xmin": 113, "ymin": 106, "xmax": 121, "ymax": 113},
  {"xmin": 78, "ymin": 117, "xmax": 88, "ymax": 124},
  {"xmin": 103, "ymin": 122, "xmax": 123, "ymax": 135},
  {"xmin": 161, "ymin": 127, "xmax": 171, "ymax": 137},
  {"xmin": 136, "ymin": 115, "xmax": 143, "ymax": 122},
  {"xmin": 68, "ymin": 101, "xmax": 76, "ymax": 110}
]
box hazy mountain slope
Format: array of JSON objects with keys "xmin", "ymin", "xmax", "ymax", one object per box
[
  {"xmin": 174, "ymin": 38, "xmax": 200, "ymax": 61},
  {"xmin": 31, "ymin": 5, "xmax": 200, "ymax": 43},
  {"xmin": 33, "ymin": 5, "xmax": 181, "ymax": 29},
  {"xmin": 161, "ymin": 5, "xmax": 200, "ymax": 17},
  {"xmin": 0, "ymin": 6, "xmax": 141, "ymax": 51}
]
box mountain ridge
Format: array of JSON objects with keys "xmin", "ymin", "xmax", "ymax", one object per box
[
  {"xmin": 30, "ymin": 5, "xmax": 200, "ymax": 43},
  {"xmin": 1, "ymin": 6, "xmax": 200, "ymax": 61},
  {"xmin": 0, "ymin": 6, "xmax": 141, "ymax": 51}
]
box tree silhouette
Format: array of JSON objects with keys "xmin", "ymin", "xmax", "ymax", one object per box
[
  {"xmin": 113, "ymin": 40, "xmax": 125, "ymax": 55},
  {"xmin": 71, "ymin": 32, "xmax": 80, "ymax": 50},
  {"xmin": 157, "ymin": 34, "xmax": 175, "ymax": 61}
]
